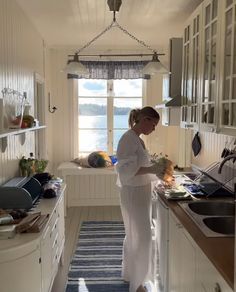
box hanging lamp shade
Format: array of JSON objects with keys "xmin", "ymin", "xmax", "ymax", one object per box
[
  {"xmin": 63, "ymin": 53, "xmax": 89, "ymax": 76},
  {"xmin": 143, "ymin": 52, "xmax": 170, "ymax": 75}
]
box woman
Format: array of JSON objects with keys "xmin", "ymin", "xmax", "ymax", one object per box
[{"xmin": 115, "ymin": 106, "xmax": 172, "ymax": 292}]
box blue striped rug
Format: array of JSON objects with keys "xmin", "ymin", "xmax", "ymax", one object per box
[{"xmin": 65, "ymin": 221, "xmax": 129, "ymax": 292}]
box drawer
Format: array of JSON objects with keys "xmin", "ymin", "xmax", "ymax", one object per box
[
  {"xmin": 50, "ymin": 217, "xmax": 59, "ymax": 242},
  {"xmin": 52, "ymin": 233, "xmax": 59, "ymax": 259},
  {"xmin": 50, "ymin": 208, "xmax": 58, "ymax": 227}
]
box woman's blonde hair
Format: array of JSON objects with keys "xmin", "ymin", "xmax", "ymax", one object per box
[{"xmin": 128, "ymin": 106, "xmax": 160, "ymax": 128}]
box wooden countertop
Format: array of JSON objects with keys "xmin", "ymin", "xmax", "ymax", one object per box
[{"xmin": 158, "ymin": 193, "xmax": 234, "ymax": 290}]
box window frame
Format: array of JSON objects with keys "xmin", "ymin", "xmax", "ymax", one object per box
[{"xmin": 78, "ymin": 79, "xmax": 143, "ymax": 155}]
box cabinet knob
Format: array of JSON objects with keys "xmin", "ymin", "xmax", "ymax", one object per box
[{"xmin": 214, "ymin": 283, "xmax": 221, "ymax": 292}]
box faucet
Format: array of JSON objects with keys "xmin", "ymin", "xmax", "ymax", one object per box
[
  {"xmin": 218, "ymin": 154, "xmax": 236, "ymax": 174},
  {"xmin": 218, "ymin": 153, "xmax": 236, "ymax": 196}
]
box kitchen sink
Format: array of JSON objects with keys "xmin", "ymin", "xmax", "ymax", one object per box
[
  {"xmin": 187, "ymin": 201, "xmax": 235, "ymax": 216},
  {"xmin": 179, "ymin": 200, "xmax": 235, "ymax": 237},
  {"xmin": 203, "ymin": 216, "xmax": 235, "ymax": 235}
]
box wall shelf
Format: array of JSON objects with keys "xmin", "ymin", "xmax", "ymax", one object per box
[
  {"xmin": 0, "ymin": 125, "xmax": 46, "ymax": 153},
  {"xmin": 0, "ymin": 125, "xmax": 46, "ymax": 139}
]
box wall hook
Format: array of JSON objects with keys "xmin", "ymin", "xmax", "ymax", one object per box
[{"xmin": 48, "ymin": 93, "xmax": 57, "ymax": 113}]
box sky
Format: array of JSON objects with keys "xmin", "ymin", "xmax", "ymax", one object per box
[{"xmin": 78, "ymin": 79, "xmax": 142, "ymax": 108}]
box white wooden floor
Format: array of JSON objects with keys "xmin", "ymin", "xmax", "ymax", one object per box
[{"xmin": 51, "ymin": 206, "xmax": 123, "ymax": 292}]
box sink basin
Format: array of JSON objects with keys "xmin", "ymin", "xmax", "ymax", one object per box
[
  {"xmin": 178, "ymin": 200, "xmax": 235, "ymax": 237},
  {"xmin": 203, "ymin": 217, "xmax": 235, "ymax": 235},
  {"xmin": 188, "ymin": 201, "xmax": 235, "ymax": 216}
]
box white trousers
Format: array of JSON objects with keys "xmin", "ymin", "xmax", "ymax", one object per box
[{"xmin": 120, "ymin": 184, "xmax": 153, "ymax": 292}]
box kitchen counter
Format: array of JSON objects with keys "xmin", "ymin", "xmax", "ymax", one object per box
[{"xmin": 158, "ymin": 192, "xmax": 234, "ymax": 289}]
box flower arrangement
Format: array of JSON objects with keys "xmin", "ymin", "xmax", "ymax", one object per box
[
  {"xmin": 19, "ymin": 153, "xmax": 48, "ymax": 176},
  {"xmin": 151, "ymin": 152, "xmax": 174, "ymax": 184}
]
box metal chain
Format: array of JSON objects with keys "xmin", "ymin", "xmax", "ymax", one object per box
[
  {"xmin": 76, "ymin": 20, "xmax": 115, "ymax": 54},
  {"xmin": 76, "ymin": 18, "xmax": 156, "ymax": 54},
  {"xmin": 115, "ymin": 20, "xmax": 156, "ymax": 53}
]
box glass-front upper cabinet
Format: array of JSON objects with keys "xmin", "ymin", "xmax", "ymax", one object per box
[
  {"xmin": 181, "ymin": 23, "xmax": 190, "ymax": 128},
  {"xmin": 219, "ymin": 0, "xmax": 236, "ymax": 135},
  {"xmin": 181, "ymin": 6, "xmax": 202, "ymax": 130},
  {"xmin": 200, "ymin": 0, "xmax": 221, "ymax": 132}
]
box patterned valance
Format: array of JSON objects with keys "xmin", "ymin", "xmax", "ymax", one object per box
[{"xmin": 67, "ymin": 60, "xmax": 150, "ymax": 80}]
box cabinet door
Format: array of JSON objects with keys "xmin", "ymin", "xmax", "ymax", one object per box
[
  {"xmin": 0, "ymin": 247, "xmax": 41, "ymax": 292},
  {"xmin": 219, "ymin": 0, "xmax": 236, "ymax": 135},
  {"xmin": 200, "ymin": 0, "xmax": 221, "ymax": 132},
  {"xmin": 169, "ymin": 211, "xmax": 182, "ymax": 292},
  {"xmin": 157, "ymin": 197, "xmax": 169, "ymax": 291},
  {"xmin": 41, "ymin": 224, "xmax": 52, "ymax": 292},
  {"xmin": 181, "ymin": 5, "xmax": 202, "ymax": 130},
  {"xmin": 57, "ymin": 193, "xmax": 65, "ymax": 257},
  {"xmin": 196, "ymin": 247, "xmax": 233, "ymax": 292},
  {"xmin": 168, "ymin": 212, "xmax": 196, "ymax": 292}
]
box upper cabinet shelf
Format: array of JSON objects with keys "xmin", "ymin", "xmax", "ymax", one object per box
[{"xmin": 0, "ymin": 125, "xmax": 46, "ymax": 139}]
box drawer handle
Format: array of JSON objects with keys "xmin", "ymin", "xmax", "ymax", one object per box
[{"xmin": 214, "ymin": 283, "xmax": 221, "ymax": 292}]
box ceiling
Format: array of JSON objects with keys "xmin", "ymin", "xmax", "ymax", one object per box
[{"xmin": 16, "ymin": 0, "xmax": 203, "ymax": 54}]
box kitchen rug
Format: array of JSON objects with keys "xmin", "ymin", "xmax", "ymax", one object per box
[{"xmin": 65, "ymin": 221, "xmax": 129, "ymax": 292}]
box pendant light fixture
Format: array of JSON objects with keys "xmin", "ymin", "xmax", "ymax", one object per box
[
  {"xmin": 63, "ymin": 0, "xmax": 169, "ymax": 76},
  {"xmin": 63, "ymin": 53, "xmax": 89, "ymax": 76},
  {"xmin": 142, "ymin": 52, "xmax": 169, "ymax": 75}
]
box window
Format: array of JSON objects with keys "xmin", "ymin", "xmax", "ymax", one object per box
[{"xmin": 78, "ymin": 79, "xmax": 142, "ymax": 155}]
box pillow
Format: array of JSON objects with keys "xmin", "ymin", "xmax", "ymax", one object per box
[
  {"xmin": 72, "ymin": 151, "xmax": 112, "ymax": 168},
  {"xmin": 72, "ymin": 157, "xmax": 91, "ymax": 167}
]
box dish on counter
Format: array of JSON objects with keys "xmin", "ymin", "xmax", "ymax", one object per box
[{"xmin": 164, "ymin": 186, "xmax": 191, "ymax": 200}]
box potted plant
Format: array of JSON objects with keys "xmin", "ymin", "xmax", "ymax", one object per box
[{"xmin": 19, "ymin": 153, "xmax": 48, "ymax": 176}]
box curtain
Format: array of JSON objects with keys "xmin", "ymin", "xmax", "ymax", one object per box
[{"xmin": 67, "ymin": 61, "xmax": 150, "ymax": 80}]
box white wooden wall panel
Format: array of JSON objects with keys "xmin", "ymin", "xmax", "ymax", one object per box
[
  {"xmin": 65, "ymin": 173, "xmax": 120, "ymax": 206},
  {"xmin": 191, "ymin": 132, "xmax": 235, "ymax": 169},
  {"xmin": 0, "ymin": 0, "xmax": 44, "ymax": 185}
]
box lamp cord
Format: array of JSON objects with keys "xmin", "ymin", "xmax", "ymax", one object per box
[{"xmin": 75, "ymin": 13, "xmax": 156, "ymax": 55}]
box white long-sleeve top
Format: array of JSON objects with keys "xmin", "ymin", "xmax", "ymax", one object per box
[{"xmin": 115, "ymin": 129, "xmax": 157, "ymax": 187}]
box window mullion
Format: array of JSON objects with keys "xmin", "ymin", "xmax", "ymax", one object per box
[{"xmin": 107, "ymin": 80, "xmax": 113, "ymax": 155}]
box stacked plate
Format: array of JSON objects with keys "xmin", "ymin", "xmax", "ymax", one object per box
[{"xmin": 164, "ymin": 185, "xmax": 190, "ymax": 200}]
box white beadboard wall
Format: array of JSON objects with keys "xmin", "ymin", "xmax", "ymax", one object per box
[
  {"xmin": 0, "ymin": 0, "xmax": 45, "ymax": 184},
  {"xmin": 66, "ymin": 173, "xmax": 120, "ymax": 206},
  {"xmin": 191, "ymin": 131, "xmax": 235, "ymax": 169}
]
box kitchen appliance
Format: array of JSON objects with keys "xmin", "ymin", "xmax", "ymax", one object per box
[
  {"xmin": 0, "ymin": 176, "xmax": 42, "ymax": 210},
  {"xmin": 156, "ymin": 38, "xmax": 183, "ymax": 127}
]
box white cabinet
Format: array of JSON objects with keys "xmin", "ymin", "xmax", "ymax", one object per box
[
  {"xmin": 181, "ymin": 0, "xmax": 236, "ymax": 133},
  {"xmin": 218, "ymin": 0, "xmax": 236, "ymax": 136},
  {"xmin": 181, "ymin": 4, "xmax": 202, "ymax": 130},
  {"xmin": 168, "ymin": 211, "xmax": 196, "ymax": 292},
  {"xmin": 41, "ymin": 191, "xmax": 65, "ymax": 292},
  {"xmin": 0, "ymin": 243, "xmax": 41, "ymax": 292},
  {"xmin": 200, "ymin": 0, "xmax": 222, "ymax": 133},
  {"xmin": 0, "ymin": 188, "xmax": 65, "ymax": 292},
  {"xmin": 196, "ymin": 247, "xmax": 232, "ymax": 292},
  {"xmin": 156, "ymin": 197, "xmax": 169, "ymax": 292},
  {"xmin": 167, "ymin": 210, "xmax": 233, "ymax": 292},
  {"xmin": 41, "ymin": 225, "xmax": 53, "ymax": 292}
]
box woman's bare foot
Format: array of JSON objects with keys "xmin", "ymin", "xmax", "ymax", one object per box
[{"xmin": 136, "ymin": 285, "xmax": 147, "ymax": 292}]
